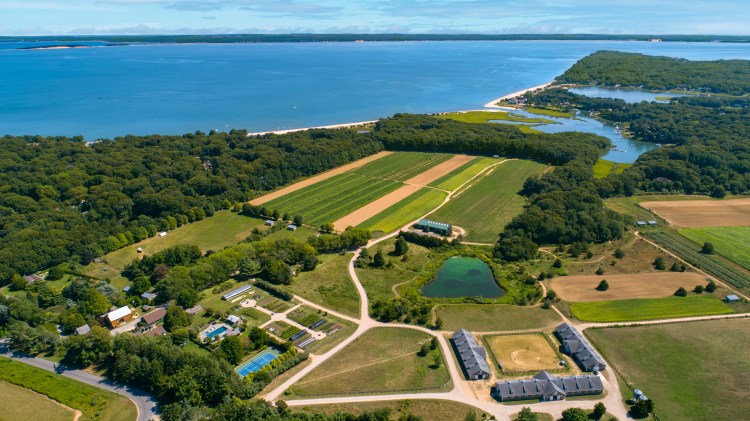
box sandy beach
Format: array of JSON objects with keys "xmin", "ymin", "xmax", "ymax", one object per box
[
  {"xmin": 483, "ymin": 81, "xmax": 554, "ymax": 108},
  {"xmin": 247, "ymin": 120, "xmax": 377, "ymax": 136}
]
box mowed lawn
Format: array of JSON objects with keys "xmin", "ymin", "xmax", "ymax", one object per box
[
  {"xmin": 262, "ymin": 173, "xmax": 403, "ymax": 226},
  {"xmin": 350, "ymin": 152, "xmax": 454, "ymax": 181},
  {"xmin": 0, "ymin": 381, "xmax": 76, "ymax": 421},
  {"xmin": 570, "ymin": 296, "xmax": 734, "ymax": 322},
  {"xmin": 428, "ymin": 157, "xmax": 498, "ymax": 191},
  {"xmin": 290, "ymin": 253, "xmax": 360, "ymax": 317},
  {"xmin": 358, "ymin": 188, "xmax": 448, "ymax": 234},
  {"xmin": 85, "ymin": 211, "xmax": 263, "ymax": 279},
  {"xmin": 435, "ymin": 304, "xmax": 562, "ymax": 332},
  {"xmin": 593, "ymin": 159, "xmax": 631, "ymax": 179},
  {"xmin": 295, "ymin": 399, "xmax": 484, "ymax": 421},
  {"xmin": 679, "ymin": 226, "xmax": 750, "ymax": 271},
  {"xmin": 436, "ymin": 111, "xmax": 553, "ymax": 124},
  {"xmin": 431, "ymin": 160, "xmax": 548, "ymax": 243},
  {"xmin": 0, "ymin": 358, "xmax": 137, "ymax": 421},
  {"xmin": 290, "ymin": 328, "xmax": 450, "ymax": 396},
  {"xmin": 587, "ymin": 319, "xmax": 750, "ymax": 421}
]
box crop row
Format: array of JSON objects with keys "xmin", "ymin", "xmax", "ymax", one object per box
[
  {"xmin": 265, "ymin": 173, "xmax": 365, "ymax": 209},
  {"xmin": 352, "ymin": 152, "xmax": 451, "ymax": 181},
  {"xmin": 643, "ymin": 230, "xmax": 750, "ymax": 291}
]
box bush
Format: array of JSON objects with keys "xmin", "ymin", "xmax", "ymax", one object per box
[
  {"xmin": 595, "ymin": 267, "xmax": 605, "ymax": 275},
  {"xmin": 614, "ymin": 248, "xmax": 625, "ymax": 258},
  {"xmin": 674, "ymin": 287, "xmax": 688, "ymax": 297},
  {"xmin": 653, "ymin": 257, "xmax": 665, "ymax": 270},
  {"xmin": 701, "ymin": 241, "xmax": 715, "ymax": 255},
  {"xmin": 694, "ymin": 285, "xmax": 704, "ymax": 294},
  {"xmin": 255, "ymin": 280, "xmax": 294, "ymax": 301},
  {"xmin": 552, "ymin": 259, "xmax": 563, "ymax": 268},
  {"xmin": 596, "ymin": 279, "xmax": 609, "ymax": 291},
  {"xmin": 705, "ymin": 280, "xmax": 717, "ymax": 293}
]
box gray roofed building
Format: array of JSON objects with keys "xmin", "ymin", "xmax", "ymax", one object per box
[
  {"xmin": 724, "ymin": 294, "xmax": 740, "ymax": 303},
  {"xmin": 75, "ymin": 324, "xmax": 91, "ymax": 335},
  {"xmin": 452, "ymin": 329, "xmax": 491, "ymax": 380},
  {"xmin": 23, "ymin": 274, "xmax": 43, "ymax": 284},
  {"xmin": 555, "ymin": 323, "xmax": 606, "ymax": 372},
  {"xmin": 141, "ymin": 292, "xmax": 157, "ymax": 301},
  {"xmin": 492, "ymin": 371, "xmax": 603, "ymax": 402}
]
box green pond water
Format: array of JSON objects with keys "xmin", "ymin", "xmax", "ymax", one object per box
[{"xmin": 421, "ymin": 256, "xmax": 506, "ymax": 298}]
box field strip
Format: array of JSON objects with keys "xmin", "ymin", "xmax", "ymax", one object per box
[
  {"xmin": 294, "ymin": 349, "xmax": 421, "ymax": 386},
  {"xmin": 551, "ymin": 272, "xmax": 708, "ymax": 302},
  {"xmin": 249, "ymin": 151, "xmax": 392, "ymax": 205},
  {"xmin": 403, "ymin": 154, "xmax": 475, "ymax": 186},
  {"xmin": 333, "ymin": 185, "xmax": 422, "ymax": 231},
  {"xmin": 640, "ymin": 198, "xmax": 750, "ymax": 227}
]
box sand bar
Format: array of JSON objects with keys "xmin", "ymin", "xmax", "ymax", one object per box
[
  {"xmin": 483, "ymin": 82, "xmax": 554, "ymax": 108},
  {"xmin": 248, "ymin": 120, "xmax": 377, "ymax": 136}
]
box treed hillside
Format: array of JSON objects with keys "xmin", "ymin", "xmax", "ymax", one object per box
[{"xmin": 557, "ymin": 51, "xmax": 750, "ymax": 95}]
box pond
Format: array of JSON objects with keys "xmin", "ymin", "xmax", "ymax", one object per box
[
  {"xmin": 421, "ymin": 256, "xmax": 506, "ymax": 298},
  {"xmin": 568, "ymin": 86, "xmax": 679, "ymax": 104}
]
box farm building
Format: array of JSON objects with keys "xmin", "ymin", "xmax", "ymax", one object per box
[
  {"xmin": 555, "ymin": 323, "xmax": 606, "ymax": 372},
  {"xmin": 122, "ymin": 285, "xmax": 131, "ymax": 293},
  {"xmin": 288, "ymin": 224, "xmax": 298, "ymax": 231},
  {"xmin": 636, "ymin": 221, "xmax": 647, "ymax": 227},
  {"xmin": 492, "ymin": 371, "xmax": 603, "ymax": 402},
  {"xmin": 725, "ymin": 294, "xmax": 740, "ymax": 303},
  {"xmin": 222, "ymin": 284, "xmax": 252, "ymax": 301},
  {"xmin": 452, "ymin": 329, "xmax": 491, "ymax": 380},
  {"xmin": 265, "ymin": 220, "xmax": 275, "ymax": 226},
  {"xmin": 103, "ymin": 306, "xmax": 134, "ymax": 329},
  {"xmin": 141, "ymin": 307, "xmax": 166, "ymax": 326},
  {"xmin": 647, "ymin": 220, "xmax": 658, "ymax": 226},
  {"xmin": 414, "ymin": 219, "xmax": 453, "ymax": 236}
]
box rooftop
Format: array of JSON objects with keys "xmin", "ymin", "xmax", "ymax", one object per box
[{"xmin": 107, "ymin": 306, "xmax": 133, "ymax": 322}]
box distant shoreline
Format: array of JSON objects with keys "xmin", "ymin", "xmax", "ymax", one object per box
[{"xmin": 483, "ymin": 82, "xmax": 554, "ymax": 108}]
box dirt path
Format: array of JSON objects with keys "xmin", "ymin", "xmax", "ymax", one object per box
[{"xmin": 249, "ymin": 151, "xmax": 392, "ymax": 205}]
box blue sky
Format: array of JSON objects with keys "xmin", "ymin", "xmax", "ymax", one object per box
[{"xmin": 1, "ymin": 1, "xmax": 748, "ymax": 35}]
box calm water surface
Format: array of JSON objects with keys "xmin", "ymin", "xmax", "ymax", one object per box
[
  {"xmin": 3, "ymin": 41, "xmax": 750, "ymax": 139},
  {"xmin": 421, "ymin": 256, "xmax": 505, "ymax": 298}
]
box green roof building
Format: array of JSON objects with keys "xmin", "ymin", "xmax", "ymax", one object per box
[{"xmin": 414, "ymin": 219, "xmax": 453, "ymax": 236}]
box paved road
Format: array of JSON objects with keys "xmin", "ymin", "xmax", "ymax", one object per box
[{"xmin": 1, "ymin": 345, "xmax": 158, "ymax": 421}]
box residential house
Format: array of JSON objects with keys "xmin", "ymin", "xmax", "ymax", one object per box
[
  {"xmin": 141, "ymin": 307, "xmax": 166, "ymax": 326},
  {"xmin": 103, "ymin": 306, "xmax": 134, "ymax": 329}
]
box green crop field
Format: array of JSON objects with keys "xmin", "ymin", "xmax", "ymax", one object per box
[
  {"xmin": 435, "ymin": 304, "xmax": 562, "ymax": 332},
  {"xmin": 350, "ymin": 152, "xmax": 454, "ymax": 181},
  {"xmin": 0, "ymin": 358, "xmax": 137, "ymax": 421},
  {"xmin": 643, "ymin": 230, "xmax": 750, "ymax": 293},
  {"xmin": 593, "ymin": 159, "xmax": 632, "ymax": 178},
  {"xmin": 290, "ymin": 253, "xmax": 360, "ymax": 317},
  {"xmin": 358, "ymin": 188, "xmax": 448, "ymax": 234},
  {"xmin": 587, "ymin": 319, "xmax": 750, "ymax": 421},
  {"xmin": 436, "ymin": 111, "xmax": 553, "ymax": 124},
  {"xmin": 570, "ymin": 296, "xmax": 734, "ymax": 322},
  {"xmin": 428, "ymin": 157, "xmax": 498, "ymax": 191},
  {"xmin": 263, "ymin": 173, "xmax": 403, "ymax": 226},
  {"xmin": 431, "ymin": 159, "xmax": 547, "ymax": 243},
  {"xmin": 679, "ymin": 226, "xmax": 750, "ymax": 271}
]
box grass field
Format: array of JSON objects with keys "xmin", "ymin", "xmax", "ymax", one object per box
[
  {"xmin": 679, "ymin": 226, "xmax": 750, "ymax": 271},
  {"xmin": 358, "ymin": 188, "xmax": 448, "ymax": 234},
  {"xmin": 640, "ymin": 197, "xmax": 750, "ymax": 227},
  {"xmin": 593, "ymin": 159, "xmax": 632, "ymax": 178},
  {"xmin": 485, "ymin": 334, "xmax": 560, "ymax": 372},
  {"xmin": 435, "ymin": 304, "xmax": 561, "ymax": 332},
  {"xmin": 431, "ymin": 160, "xmax": 548, "ymax": 243},
  {"xmin": 0, "ymin": 381, "xmax": 77, "ymax": 421},
  {"xmin": 587, "ymin": 318, "xmax": 750, "ymax": 421},
  {"xmin": 643, "ymin": 230, "xmax": 750, "ymax": 293},
  {"xmin": 290, "ymin": 327, "xmax": 450, "ymax": 397},
  {"xmin": 262, "ymin": 173, "xmax": 403, "ymax": 226},
  {"xmin": 84, "ymin": 211, "xmax": 263, "ymax": 280},
  {"xmin": 290, "ymin": 253, "xmax": 359, "ymax": 317},
  {"xmin": 350, "ymin": 152, "xmax": 454, "ymax": 181},
  {"xmin": 295, "ymin": 399, "xmax": 484, "ymax": 421},
  {"xmin": 570, "ymin": 296, "xmax": 734, "ymax": 322},
  {"xmin": 551, "ymin": 272, "xmax": 708, "ymax": 302},
  {"xmin": 428, "ymin": 157, "xmax": 498, "ymax": 191},
  {"xmin": 0, "ymin": 358, "xmax": 137, "ymax": 421},
  {"xmin": 436, "ymin": 111, "xmax": 553, "ymax": 124},
  {"xmin": 524, "ymin": 107, "xmax": 576, "ymax": 118}
]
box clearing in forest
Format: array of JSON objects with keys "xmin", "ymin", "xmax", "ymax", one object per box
[
  {"xmin": 484, "ymin": 334, "xmax": 560, "ymax": 373},
  {"xmin": 551, "ymin": 272, "xmax": 707, "ymax": 302},
  {"xmin": 640, "ymin": 198, "xmax": 750, "ymax": 227},
  {"xmin": 431, "ymin": 159, "xmax": 547, "ymax": 243}
]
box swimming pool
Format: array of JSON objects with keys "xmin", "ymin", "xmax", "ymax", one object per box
[
  {"xmin": 205, "ymin": 326, "xmax": 228, "ymax": 339},
  {"xmin": 235, "ymin": 348, "xmax": 280, "ymax": 377}
]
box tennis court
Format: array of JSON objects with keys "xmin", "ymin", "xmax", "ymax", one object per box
[{"xmin": 235, "ymin": 347, "xmax": 281, "ymax": 377}]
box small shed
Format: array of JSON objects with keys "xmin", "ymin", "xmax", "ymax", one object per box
[
  {"xmin": 227, "ymin": 314, "xmax": 242, "ymax": 325},
  {"xmin": 265, "ymin": 220, "xmax": 275, "ymax": 226},
  {"xmin": 287, "ymin": 224, "xmax": 298, "ymax": 231},
  {"xmin": 75, "ymin": 324, "xmax": 91, "ymax": 335},
  {"xmin": 647, "ymin": 220, "xmax": 658, "ymax": 226},
  {"xmin": 122, "ymin": 285, "xmax": 131, "ymax": 293},
  {"xmin": 636, "ymin": 221, "xmax": 647, "ymax": 226},
  {"xmin": 725, "ymin": 294, "xmax": 740, "ymax": 303},
  {"xmin": 159, "ymin": 231, "xmax": 167, "ymax": 237},
  {"xmin": 141, "ymin": 292, "xmax": 157, "ymax": 301}
]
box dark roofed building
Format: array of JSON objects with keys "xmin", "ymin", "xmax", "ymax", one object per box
[
  {"xmin": 144, "ymin": 325, "xmax": 167, "ymax": 337},
  {"xmin": 23, "ymin": 274, "xmax": 43, "ymax": 284},
  {"xmin": 492, "ymin": 371, "xmax": 603, "ymax": 402},
  {"xmin": 141, "ymin": 307, "xmax": 166, "ymax": 326},
  {"xmin": 452, "ymin": 329, "xmax": 491, "ymax": 380},
  {"xmin": 414, "ymin": 219, "xmax": 453, "ymax": 236},
  {"xmin": 555, "ymin": 323, "xmax": 606, "ymax": 372}
]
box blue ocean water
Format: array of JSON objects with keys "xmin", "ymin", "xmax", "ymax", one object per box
[{"xmin": 2, "ymin": 40, "xmax": 750, "ymax": 140}]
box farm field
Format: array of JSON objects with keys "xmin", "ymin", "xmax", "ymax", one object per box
[
  {"xmin": 249, "ymin": 151, "xmax": 392, "ymax": 205},
  {"xmin": 570, "ymin": 296, "xmax": 734, "ymax": 322},
  {"xmin": 350, "ymin": 151, "xmax": 454, "ymax": 181},
  {"xmin": 262, "ymin": 173, "xmax": 403, "ymax": 226},
  {"xmin": 290, "ymin": 253, "xmax": 359, "ymax": 317},
  {"xmin": 428, "ymin": 157, "xmax": 498, "ymax": 191},
  {"xmin": 643, "ymin": 230, "xmax": 750, "ymax": 293},
  {"xmin": 436, "ymin": 110, "xmax": 553, "ymax": 124},
  {"xmin": 83, "ymin": 211, "xmax": 263, "ymax": 281},
  {"xmin": 587, "ymin": 318, "xmax": 750, "ymax": 421},
  {"xmin": 550, "ymin": 272, "xmax": 707, "ymax": 302},
  {"xmin": 289, "ymin": 327, "xmax": 450, "ymax": 397},
  {"xmin": 0, "ymin": 381, "xmax": 76, "ymax": 421},
  {"xmin": 484, "ymin": 334, "xmax": 560, "ymax": 373},
  {"xmin": 295, "ymin": 399, "xmax": 484, "ymax": 421},
  {"xmin": 592, "ymin": 159, "xmax": 631, "ymax": 178},
  {"xmin": 640, "ymin": 197, "xmax": 750, "ymax": 227},
  {"xmin": 679, "ymin": 226, "xmax": 750, "ymax": 271},
  {"xmin": 0, "ymin": 358, "xmax": 137, "ymax": 421},
  {"xmin": 431, "ymin": 159, "xmax": 548, "ymax": 243},
  {"xmin": 358, "ymin": 187, "xmax": 448, "ymax": 234},
  {"xmin": 435, "ymin": 304, "xmax": 561, "ymax": 332}
]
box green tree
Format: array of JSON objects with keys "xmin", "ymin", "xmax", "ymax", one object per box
[
  {"xmin": 419, "ymin": 343, "xmax": 430, "ymax": 357},
  {"xmin": 516, "ymin": 407, "xmax": 538, "ymax": 421},
  {"xmin": 596, "ymin": 279, "xmax": 609, "ymax": 291},
  {"xmin": 434, "ymin": 316, "xmax": 444, "ymax": 330},
  {"xmin": 218, "ymin": 336, "xmax": 245, "ymax": 365},
  {"xmin": 701, "ymin": 241, "xmax": 715, "ymax": 255},
  {"xmin": 131, "ymin": 276, "xmax": 151, "ymax": 296},
  {"xmin": 593, "ymin": 402, "xmax": 607, "ymax": 419},
  {"xmin": 552, "ymin": 258, "xmax": 563, "ymax": 268},
  {"xmin": 561, "ymin": 407, "xmax": 588, "ymax": 421},
  {"xmin": 595, "ymin": 266, "xmax": 605, "ymax": 275},
  {"xmin": 46, "ymin": 266, "xmax": 65, "ymax": 281},
  {"xmin": 177, "ymin": 288, "xmax": 199, "ymax": 308},
  {"xmin": 320, "ymin": 222, "xmax": 334, "ymax": 233},
  {"xmin": 630, "ymin": 398, "xmax": 654, "ymax": 419},
  {"xmin": 373, "ymin": 249, "xmax": 386, "ymax": 268},
  {"xmin": 674, "ymin": 287, "xmax": 688, "ymax": 297},
  {"xmin": 394, "ymin": 237, "xmax": 409, "ymax": 256},
  {"xmin": 78, "ymin": 289, "xmax": 110, "ymax": 317},
  {"xmin": 164, "ymin": 306, "xmax": 190, "ymax": 332},
  {"xmin": 239, "ymin": 257, "xmax": 262, "ymax": 278},
  {"xmin": 614, "ymin": 248, "xmax": 625, "ymax": 258},
  {"xmin": 293, "ymin": 215, "xmax": 304, "ymax": 226},
  {"xmin": 171, "ymin": 328, "xmax": 189, "ymax": 346},
  {"xmin": 705, "ymin": 280, "xmax": 717, "ymax": 292},
  {"xmin": 653, "ymin": 256, "xmax": 665, "ymax": 270},
  {"xmin": 694, "ymin": 284, "xmax": 704, "ymax": 294},
  {"xmin": 10, "ymin": 274, "xmax": 27, "ymax": 291},
  {"xmin": 430, "ymin": 336, "xmax": 438, "ymax": 350}
]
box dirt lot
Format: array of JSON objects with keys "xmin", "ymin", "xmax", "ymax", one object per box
[
  {"xmin": 640, "ymin": 198, "xmax": 750, "ymax": 227},
  {"xmin": 551, "ymin": 272, "xmax": 708, "ymax": 302},
  {"xmin": 332, "ymin": 154, "xmax": 473, "ymax": 231},
  {"xmin": 485, "ymin": 334, "xmax": 560, "ymax": 372},
  {"xmin": 249, "ymin": 151, "xmax": 392, "ymax": 205}
]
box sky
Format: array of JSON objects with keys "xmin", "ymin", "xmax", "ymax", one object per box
[{"xmin": 1, "ymin": 0, "xmax": 749, "ymax": 36}]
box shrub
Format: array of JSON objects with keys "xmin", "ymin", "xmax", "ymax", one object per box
[
  {"xmin": 694, "ymin": 285, "xmax": 704, "ymax": 294},
  {"xmin": 705, "ymin": 280, "xmax": 717, "ymax": 293},
  {"xmin": 595, "ymin": 267, "xmax": 605, "ymax": 275},
  {"xmin": 596, "ymin": 279, "xmax": 609, "ymax": 291},
  {"xmin": 614, "ymin": 248, "xmax": 625, "ymax": 258},
  {"xmin": 674, "ymin": 287, "xmax": 688, "ymax": 297},
  {"xmin": 653, "ymin": 257, "xmax": 665, "ymax": 270},
  {"xmin": 701, "ymin": 241, "xmax": 715, "ymax": 255}
]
